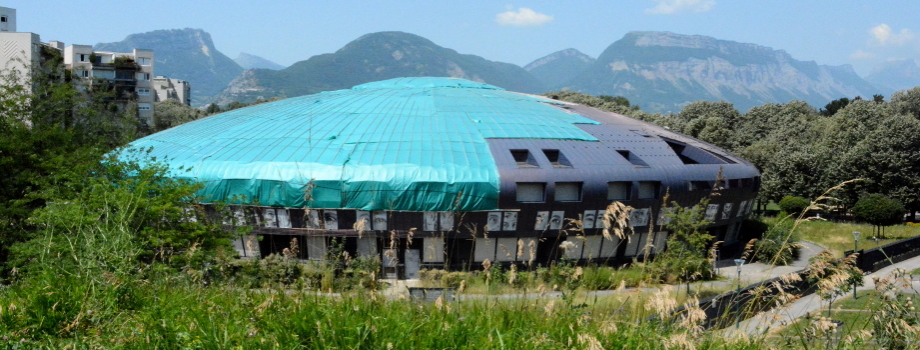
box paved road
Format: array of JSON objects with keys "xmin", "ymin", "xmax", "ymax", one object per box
[{"xmin": 729, "ymin": 253, "xmax": 920, "ymax": 335}]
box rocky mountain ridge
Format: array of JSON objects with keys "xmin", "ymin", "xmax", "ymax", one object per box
[{"xmin": 555, "ymin": 31, "xmax": 881, "ymax": 112}]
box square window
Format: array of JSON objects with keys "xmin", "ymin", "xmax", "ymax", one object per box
[
  {"xmin": 638, "ymin": 181, "xmax": 660, "ymax": 199},
  {"xmin": 607, "ymin": 181, "xmax": 631, "ymax": 201},
  {"xmin": 1, "ymin": 17, "xmax": 6, "ymax": 23},
  {"xmin": 510, "ymin": 149, "xmax": 538, "ymax": 168},
  {"xmin": 516, "ymin": 182, "xmax": 545, "ymax": 202},
  {"xmin": 555, "ymin": 182, "xmax": 582, "ymax": 202}
]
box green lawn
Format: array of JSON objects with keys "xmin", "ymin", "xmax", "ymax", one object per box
[{"xmin": 761, "ymin": 217, "xmax": 920, "ymax": 257}]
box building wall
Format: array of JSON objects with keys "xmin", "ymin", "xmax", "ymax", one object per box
[
  {"xmin": 153, "ymin": 76, "xmax": 191, "ymax": 106},
  {"xmin": 0, "ymin": 7, "xmax": 16, "ymax": 32},
  {"xmin": 0, "ymin": 32, "xmax": 41, "ymax": 90}
]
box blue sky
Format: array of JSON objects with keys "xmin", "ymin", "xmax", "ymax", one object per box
[{"xmin": 8, "ymin": 1, "xmax": 920, "ymax": 76}]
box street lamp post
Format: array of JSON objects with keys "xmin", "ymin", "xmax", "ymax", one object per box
[
  {"xmin": 734, "ymin": 258, "xmax": 745, "ymax": 329},
  {"xmin": 852, "ymin": 231, "xmax": 861, "ymax": 299}
]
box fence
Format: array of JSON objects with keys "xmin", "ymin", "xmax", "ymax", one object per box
[{"xmin": 676, "ymin": 233, "xmax": 920, "ymax": 330}]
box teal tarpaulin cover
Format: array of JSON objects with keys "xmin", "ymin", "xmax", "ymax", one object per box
[{"xmin": 124, "ymin": 77, "xmax": 599, "ymax": 211}]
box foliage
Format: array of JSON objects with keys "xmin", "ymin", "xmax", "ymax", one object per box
[
  {"xmin": 778, "ymin": 196, "xmax": 810, "ymax": 215},
  {"xmin": 648, "ymin": 201, "xmax": 715, "ymax": 283},
  {"xmin": 152, "ymin": 99, "xmax": 205, "ymax": 132},
  {"xmin": 6, "ymin": 151, "xmax": 236, "ymax": 277},
  {"xmin": 0, "ymin": 55, "xmax": 140, "ymax": 269}
]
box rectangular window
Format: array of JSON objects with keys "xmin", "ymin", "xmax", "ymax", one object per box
[
  {"xmin": 115, "ymin": 71, "xmax": 133, "ymax": 80},
  {"xmin": 137, "ymin": 57, "xmax": 151, "ymax": 65},
  {"xmin": 516, "ymin": 182, "xmax": 545, "ymax": 202},
  {"xmin": 510, "ymin": 149, "xmax": 538, "ymax": 168},
  {"xmin": 136, "ymin": 72, "xmax": 150, "ymax": 81},
  {"xmin": 555, "ymin": 182, "xmax": 582, "ymax": 202},
  {"xmin": 138, "ymin": 103, "xmax": 151, "ymax": 111},
  {"xmin": 137, "ymin": 88, "xmax": 150, "ymax": 96},
  {"xmin": 423, "ymin": 237, "xmax": 444, "ymax": 263},
  {"xmin": 496, "ymin": 237, "xmax": 518, "ymax": 262},
  {"xmin": 1, "ymin": 16, "xmax": 7, "ymax": 23},
  {"xmin": 92, "ymin": 69, "xmax": 115, "ymax": 79},
  {"xmin": 75, "ymin": 70, "xmax": 89, "ymax": 78},
  {"xmin": 474, "ymin": 238, "xmax": 496, "ymax": 262},
  {"xmin": 638, "ymin": 181, "xmax": 659, "ymax": 199},
  {"xmin": 542, "ymin": 149, "xmax": 572, "ymax": 168},
  {"xmin": 78, "ymin": 54, "xmax": 88, "ymax": 62},
  {"xmin": 607, "ymin": 181, "xmax": 631, "ymax": 200}
]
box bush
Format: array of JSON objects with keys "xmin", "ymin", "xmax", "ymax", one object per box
[{"xmin": 778, "ymin": 196, "xmax": 810, "ymax": 215}]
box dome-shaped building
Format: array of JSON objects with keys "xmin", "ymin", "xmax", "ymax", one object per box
[{"xmin": 128, "ymin": 77, "xmax": 760, "ymax": 278}]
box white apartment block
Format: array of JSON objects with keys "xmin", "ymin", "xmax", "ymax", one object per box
[
  {"xmin": 153, "ymin": 76, "xmax": 191, "ymax": 106},
  {"xmin": 64, "ymin": 46, "xmax": 155, "ymax": 125}
]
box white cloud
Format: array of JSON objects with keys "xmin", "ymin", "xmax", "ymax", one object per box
[
  {"xmin": 850, "ymin": 50, "xmax": 876, "ymax": 60},
  {"xmin": 645, "ymin": 0, "xmax": 715, "ymax": 15},
  {"xmin": 870, "ymin": 24, "xmax": 914, "ymax": 46},
  {"xmin": 495, "ymin": 8, "xmax": 553, "ymax": 27}
]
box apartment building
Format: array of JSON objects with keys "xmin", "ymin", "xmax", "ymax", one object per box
[
  {"xmin": 63, "ymin": 45, "xmax": 155, "ymax": 124},
  {"xmin": 153, "ymin": 76, "xmax": 191, "ymax": 106}
]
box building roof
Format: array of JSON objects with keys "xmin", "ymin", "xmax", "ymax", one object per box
[{"xmin": 124, "ymin": 77, "xmax": 756, "ymax": 211}]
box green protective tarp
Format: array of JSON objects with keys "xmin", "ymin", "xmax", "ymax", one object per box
[{"xmin": 124, "ymin": 77, "xmax": 599, "ymax": 211}]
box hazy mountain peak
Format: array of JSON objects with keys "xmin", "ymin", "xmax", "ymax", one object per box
[
  {"xmin": 235, "ymin": 52, "xmax": 286, "ymax": 70},
  {"xmin": 524, "ymin": 48, "xmax": 595, "ymax": 88}
]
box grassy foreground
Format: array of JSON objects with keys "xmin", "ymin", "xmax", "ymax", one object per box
[{"xmin": 0, "ymin": 274, "xmax": 762, "ymax": 349}]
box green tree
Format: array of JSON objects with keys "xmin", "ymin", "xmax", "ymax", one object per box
[
  {"xmin": 890, "ymin": 86, "xmax": 920, "ymax": 120},
  {"xmin": 850, "ymin": 193, "xmax": 905, "ymax": 238},
  {"xmin": 820, "ymin": 97, "xmax": 850, "ymax": 116},
  {"xmin": 205, "ymin": 102, "xmax": 221, "ymax": 115},
  {"xmin": 675, "ymin": 101, "xmax": 741, "ymax": 150}
]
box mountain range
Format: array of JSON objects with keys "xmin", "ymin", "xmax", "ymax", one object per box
[
  {"xmin": 207, "ymin": 31, "xmax": 544, "ymax": 106},
  {"xmin": 95, "ymin": 29, "xmax": 914, "ymax": 112}
]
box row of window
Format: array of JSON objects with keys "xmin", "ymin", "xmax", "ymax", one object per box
[
  {"xmin": 515, "ymin": 181, "xmax": 661, "ymax": 203},
  {"xmin": 76, "ymin": 70, "xmax": 150, "ymax": 81},
  {"xmin": 512, "ymin": 149, "xmax": 645, "ymax": 169},
  {"xmin": 75, "ymin": 54, "xmax": 151, "ymax": 66}
]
